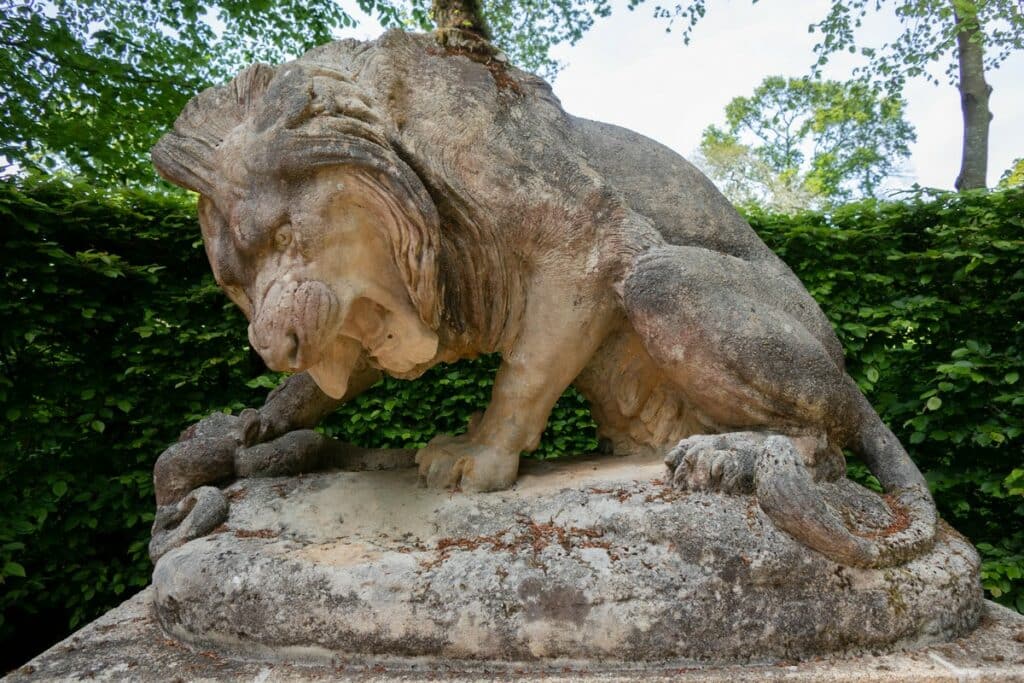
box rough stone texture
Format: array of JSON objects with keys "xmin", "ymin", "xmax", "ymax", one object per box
[
  {"xmin": 8, "ymin": 592, "xmax": 1024, "ymax": 683},
  {"xmin": 146, "ymin": 28, "xmax": 941, "ymax": 570},
  {"xmin": 6, "ymin": 461, "xmax": 1018, "ymax": 681},
  {"xmin": 10, "ymin": 593, "xmax": 1024, "ymax": 683},
  {"xmin": 142, "ymin": 454, "xmax": 982, "ymax": 664}
]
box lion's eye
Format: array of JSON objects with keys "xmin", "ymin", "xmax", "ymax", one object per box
[{"xmin": 274, "ymin": 225, "xmax": 293, "ymax": 250}]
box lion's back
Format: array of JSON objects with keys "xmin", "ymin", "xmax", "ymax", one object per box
[
  {"xmin": 299, "ymin": 33, "xmax": 784, "ymax": 272},
  {"xmin": 569, "ymin": 117, "xmax": 783, "ymax": 267}
]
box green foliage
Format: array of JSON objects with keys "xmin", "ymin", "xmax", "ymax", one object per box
[
  {"xmin": 807, "ymin": 0, "xmax": 1024, "ymax": 89},
  {"xmin": 1, "ymin": 179, "xmax": 1022, "ymax": 662},
  {"xmin": 0, "ymin": 178, "xmax": 270, "ymax": 657},
  {"xmin": 634, "ymin": 0, "xmax": 1024, "ymax": 189},
  {"xmin": 479, "ymin": 0, "xmax": 611, "ymax": 77},
  {"xmin": 999, "ymin": 158, "xmax": 1024, "ymax": 189},
  {"xmin": 0, "ymin": 0, "xmax": 360, "ymax": 182},
  {"xmin": 746, "ymin": 187, "xmax": 1024, "ymax": 612},
  {"xmin": 319, "ymin": 354, "xmax": 597, "ymax": 456},
  {"xmin": 698, "ymin": 76, "xmax": 915, "ymax": 210},
  {"xmin": 628, "ymin": 0, "xmax": 1023, "ymax": 90},
  {"xmin": 0, "ymin": 0, "xmax": 609, "ymax": 184}
]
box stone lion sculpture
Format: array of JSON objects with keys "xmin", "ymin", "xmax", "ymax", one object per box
[{"xmin": 150, "ymin": 30, "xmax": 935, "ymax": 568}]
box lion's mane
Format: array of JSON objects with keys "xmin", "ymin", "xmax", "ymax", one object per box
[{"xmin": 151, "ymin": 61, "xmax": 444, "ymax": 332}]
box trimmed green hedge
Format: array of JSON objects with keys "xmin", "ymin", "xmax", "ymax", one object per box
[
  {"xmin": 0, "ymin": 180, "xmax": 266, "ymax": 666},
  {"xmin": 750, "ymin": 192, "xmax": 1024, "ymax": 609},
  {"xmin": 1, "ymin": 179, "xmax": 1021, "ymax": 665}
]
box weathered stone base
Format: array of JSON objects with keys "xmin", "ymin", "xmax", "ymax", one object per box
[
  {"xmin": 8, "ymin": 588, "xmax": 1024, "ymax": 681},
  {"xmin": 148, "ymin": 452, "xmax": 982, "ymax": 664},
  {"xmin": 10, "ymin": 452, "xmax": 1004, "ymax": 681}
]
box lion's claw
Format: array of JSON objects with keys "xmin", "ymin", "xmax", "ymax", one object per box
[
  {"xmin": 417, "ymin": 444, "xmax": 469, "ymax": 489},
  {"xmin": 666, "ymin": 434, "xmax": 757, "ymax": 494},
  {"xmin": 416, "ymin": 435, "xmax": 518, "ymax": 492}
]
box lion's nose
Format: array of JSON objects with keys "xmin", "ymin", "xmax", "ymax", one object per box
[
  {"xmin": 248, "ymin": 323, "xmax": 302, "ymax": 371},
  {"xmin": 246, "ymin": 279, "xmax": 339, "ymax": 372}
]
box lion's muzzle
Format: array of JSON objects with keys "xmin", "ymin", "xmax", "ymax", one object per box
[{"xmin": 249, "ymin": 279, "xmax": 342, "ymax": 372}]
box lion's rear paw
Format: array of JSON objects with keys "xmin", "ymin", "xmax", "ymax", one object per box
[
  {"xmin": 666, "ymin": 434, "xmax": 757, "ymax": 494},
  {"xmin": 416, "ymin": 435, "xmax": 519, "ymax": 492}
]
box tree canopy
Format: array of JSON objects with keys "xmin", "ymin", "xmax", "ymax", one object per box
[
  {"xmin": 804, "ymin": 0, "xmax": 1023, "ymax": 89},
  {"xmin": 999, "ymin": 158, "xmax": 1024, "ymax": 188},
  {"xmin": 632, "ymin": 0, "xmax": 1024, "ymax": 190},
  {"xmin": 8, "ymin": 1, "xmax": 1018, "ymax": 190},
  {"xmin": 0, "ymin": 0, "xmax": 609, "ymax": 184},
  {"xmin": 696, "ymin": 76, "xmax": 915, "ymax": 210}
]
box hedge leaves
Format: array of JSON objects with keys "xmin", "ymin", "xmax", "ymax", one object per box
[{"xmin": 1, "ymin": 178, "xmax": 1021, "ymax": 663}]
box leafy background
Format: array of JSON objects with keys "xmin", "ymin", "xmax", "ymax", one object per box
[
  {"xmin": 1, "ymin": 178, "xmax": 1021, "ymax": 668},
  {"xmin": 0, "ymin": 0, "xmax": 610, "ymax": 183}
]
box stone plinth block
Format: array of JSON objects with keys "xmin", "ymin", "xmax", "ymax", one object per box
[{"xmin": 150, "ymin": 453, "xmax": 982, "ymax": 665}]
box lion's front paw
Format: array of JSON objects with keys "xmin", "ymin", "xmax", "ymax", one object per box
[
  {"xmin": 416, "ymin": 434, "xmax": 519, "ymax": 492},
  {"xmin": 666, "ymin": 434, "xmax": 757, "ymax": 494}
]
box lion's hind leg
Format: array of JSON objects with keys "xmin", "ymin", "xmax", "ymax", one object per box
[
  {"xmin": 622, "ymin": 245, "xmax": 908, "ymax": 566},
  {"xmin": 667, "ymin": 431, "xmax": 846, "ymax": 494},
  {"xmin": 665, "ymin": 431, "xmax": 881, "ymax": 565},
  {"xmin": 623, "ymin": 245, "xmax": 857, "ymax": 439}
]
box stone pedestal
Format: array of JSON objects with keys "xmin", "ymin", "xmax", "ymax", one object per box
[
  {"xmin": 8, "ymin": 588, "xmax": 1024, "ymax": 681},
  {"xmin": 148, "ymin": 452, "xmax": 983, "ymax": 663},
  {"xmin": 8, "ymin": 452, "xmax": 1023, "ymax": 681}
]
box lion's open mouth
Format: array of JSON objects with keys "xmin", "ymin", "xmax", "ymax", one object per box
[{"xmin": 252, "ymin": 275, "xmax": 440, "ymax": 396}]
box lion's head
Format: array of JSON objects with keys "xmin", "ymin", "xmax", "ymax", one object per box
[{"xmin": 152, "ymin": 61, "xmax": 443, "ymax": 397}]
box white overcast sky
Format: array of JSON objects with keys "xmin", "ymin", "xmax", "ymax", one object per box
[{"xmin": 344, "ymin": 1, "xmax": 1024, "ymax": 191}]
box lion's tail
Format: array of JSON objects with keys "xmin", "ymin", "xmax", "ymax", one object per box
[
  {"xmin": 755, "ymin": 386, "xmax": 936, "ymax": 569},
  {"xmin": 848, "ymin": 389, "xmax": 937, "ymax": 564}
]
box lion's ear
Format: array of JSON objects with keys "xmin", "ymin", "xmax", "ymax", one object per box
[{"xmin": 151, "ymin": 64, "xmax": 277, "ymax": 194}]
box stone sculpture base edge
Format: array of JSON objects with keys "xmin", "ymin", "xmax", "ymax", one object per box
[{"xmin": 6, "ymin": 587, "xmax": 1024, "ymax": 682}]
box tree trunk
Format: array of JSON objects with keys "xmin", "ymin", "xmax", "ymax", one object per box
[
  {"xmin": 432, "ymin": 0, "xmax": 493, "ymax": 46},
  {"xmin": 953, "ymin": 5, "xmax": 992, "ymax": 191}
]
